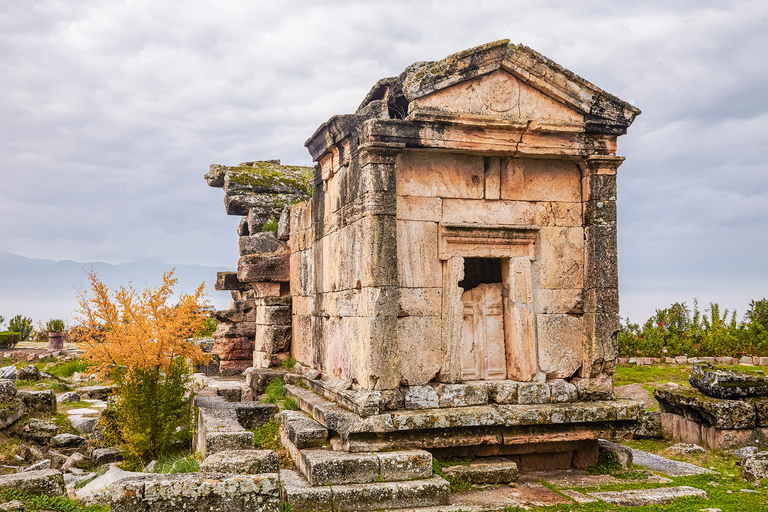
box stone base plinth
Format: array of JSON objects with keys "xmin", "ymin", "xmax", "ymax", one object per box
[{"xmin": 660, "ymin": 412, "xmax": 768, "ymax": 450}]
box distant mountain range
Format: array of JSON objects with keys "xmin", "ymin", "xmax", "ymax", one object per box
[{"xmin": 0, "ymin": 252, "xmax": 232, "ymax": 325}]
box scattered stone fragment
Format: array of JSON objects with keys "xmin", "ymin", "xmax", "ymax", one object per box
[
  {"xmin": 92, "ymin": 447, "xmax": 123, "ymax": 466},
  {"xmin": 16, "ymin": 365, "xmax": 42, "ymax": 381},
  {"xmin": 740, "ymin": 452, "xmax": 768, "ymax": 482},
  {"xmin": 57, "ymin": 391, "xmax": 81, "ymax": 403},
  {"xmin": 63, "ymin": 452, "xmax": 93, "ymax": 471},
  {"xmin": 0, "ymin": 398, "xmax": 26, "ymax": 429},
  {"xmin": 0, "ymin": 379, "xmax": 16, "ymax": 400},
  {"xmin": 144, "ymin": 460, "xmax": 157, "ymax": 472},
  {"xmin": 23, "ymin": 459, "xmax": 51, "ymax": 472},
  {"xmin": 45, "ymin": 449, "xmax": 68, "ymax": 469},
  {"xmin": 16, "ymin": 390, "xmax": 56, "ymax": 412},
  {"xmin": 666, "ymin": 442, "xmax": 707, "ymax": 455},
  {"xmin": 0, "ymin": 366, "xmax": 15, "ymax": 380},
  {"xmin": 733, "ymin": 446, "xmax": 758, "ymax": 459},
  {"xmin": 75, "ymin": 385, "xmax": 113, "ymax": 400},
  {"xmin": 51, "ymin": 433, "xmax": 85, "ymax": 447},
  {"xmin": 19, "ymin": 418, "xmax": 58, "ymax": 443},
  {"xmin": 630, "ymin": 448, "xmax": 716, "ymax": 476},
  {"xmin": 69, "ymin": 415, "xmax": 99, "ymax": 433},
  {"xmin": 590, "ymin": 486, "xmax": 707, "ymax": 506}
]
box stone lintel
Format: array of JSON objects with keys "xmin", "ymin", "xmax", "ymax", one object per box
[{"xmin": 215, "ymin": 271, "xmax": 250, "ymax": 291}]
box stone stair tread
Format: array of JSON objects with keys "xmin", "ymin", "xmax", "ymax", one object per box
[
  {"xmin": 442, "ymin": 459, "xmax": 519, "ymax": 484},
  {"xmin": 275, "ymin": 409, "xmax": 328, "ymax": 448},
  {"xmin": 300, "ymin": 448, "xmax": 433, "ymax": 486},
  {"xmin": 280, "ymin": 469, "xmax": 449, "ymax": 512}
]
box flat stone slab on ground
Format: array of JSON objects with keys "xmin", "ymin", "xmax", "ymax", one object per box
[
  {"xmin": 590, "ymin": 485, "xmax": 707, "ymax": 506},
  {"xmin": 0, "ymin": 469, "xmax": 65, "ymax": 496},
  {"xmin": 631, "ymin": 448, "xmax": 716, "ymax": 476},
  {"xmin": 530, "ymin": 469, "xmax": 672, "ymax": 488}
]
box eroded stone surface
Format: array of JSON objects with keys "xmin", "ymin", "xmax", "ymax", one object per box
[
  {"xmin": 200, "ymin": 449, "xmax": 278, "ymax": 474},
  {"xmin": 655, "ymin": 385, "xmax": 756, "ymax": 430},
  {"xmin": 690, "ymin": 362, "xmax": 768, "ymax": 399},
  {"xmin": 589, "ymin": 486, "xmax": 707, "ymax": 506}
]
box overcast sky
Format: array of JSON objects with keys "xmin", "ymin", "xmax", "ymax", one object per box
[{"xmin": 1, "ymin": 0, "xmax": 766, "ymax": 323}]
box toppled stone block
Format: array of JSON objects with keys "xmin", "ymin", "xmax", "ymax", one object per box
[
  {"xmin": 0, "ymin": 398, "xmax": 25, "ymax": 429},
  {"xmin": 0, "ymin": 469, "xmax": 65, "ymax": 496},
  {"xmin": 200, "ymin": 449, "xmax": 278, "ymax": 474},
  {"xmin": 442, "ymin": 459, "xmax": 518, "ymax": 484},
  {"xmin": 45, "ymin": 449, "xmax": 67, "ymax": 470},
  {"xmin": 19, "ymin": 418, "xmax": 58, "ymax": 444},
  {"xmin": 17, "ymin": 365, "xmax": 42, "ymax": 381},
  {"xmin": 57, "ymin": 391, "xmax": 80, "ymax": 404}
]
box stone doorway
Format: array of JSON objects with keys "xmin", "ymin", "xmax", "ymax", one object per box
[{"xmin": 460, "ymin": 258, "xmax": 506, "ymax": 380}]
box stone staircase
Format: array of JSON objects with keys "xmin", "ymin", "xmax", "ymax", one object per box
[{"xmin": 275, "ymin": 409, "xmax": 450, "ymax": 512}]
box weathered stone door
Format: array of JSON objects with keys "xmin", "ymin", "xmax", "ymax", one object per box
[{"xmin": 461, "ymin": 283, "xmax": 506, "ymax": 380}]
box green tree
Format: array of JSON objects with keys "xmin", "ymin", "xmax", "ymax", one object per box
[{"xmin": 8, "ymin": 315, "xmax": 33, "ymax": 341}]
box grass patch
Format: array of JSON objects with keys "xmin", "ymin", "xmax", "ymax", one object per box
[
  {"xmin": 613, "ymin": 364, "xmax": 692, "ymax": 389},
  {"xmin": 260, "ymin": 377, "xmax": 298, "ymax": 411},
  {"xmin": 281, "ymin": 357, "xmax": 296, "ymax": 369},
  {"xmin": 586, "ymin": 450, "xmax": 623, "ymax": 475},
  {"xmin": 0, "ymin": 489, "xmax": 108, "ymax": 512},
  {"xmin": 248, "ymin": 420, "xmax": 293, "ymax": 468},
  {"xmin": 44, "ymin": 360, "xmax": 93, "ymax": 378},
  {"xmin": 152, "ymin": 451, "xmax": 201, "ymax": 473}
]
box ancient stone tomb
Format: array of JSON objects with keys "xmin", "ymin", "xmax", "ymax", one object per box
[{"xmin": 208, "ymin": 40, "xmax": 642, "ymax": 469}]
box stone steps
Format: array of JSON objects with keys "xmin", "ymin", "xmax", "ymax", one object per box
[
  {"xmin": 442, "ymin": 458, "xmax": 519, "ymax": 484},
  {"xmin": 281, "ymin": 469, "xmax": 449, "ymax": 512}
]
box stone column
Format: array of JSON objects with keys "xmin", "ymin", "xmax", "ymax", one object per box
[{"xmin": 581, "ymin": 155, "xmax": 624, "ymax": 382}]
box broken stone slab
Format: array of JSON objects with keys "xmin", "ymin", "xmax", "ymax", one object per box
[
  {"xmin": 51, "ymin": 433, "xmax": 85, "ymax": 448},
  {"xmin": 23, "ymin": 459, "xmax": 51, "ymax": 472},
  {"xmin": 740, "ymin": 452, "xmax": 768, "ymax": 482},
  {"xmin": 598, "ymin": 439, "xmax": 632, "ymax": 470},
  {"xmin": 0, "ymin": 469, "xmax": 65, "ymax": 496},
  {"xmin": 442, "ymin": 459, "xmax": 519, "ymax": 484},
  {"xmin": 690, "ymin": 362, "xmax": 768, "ymax": 399},
  {"xmin": 199, "ymin": 449, "xmax": 278, "ymax": 474},
  {"xmin": 45, "ymin": 449, "xmax": 68, "ymax": 470},
  {"xmin": 244, "ymin": 367, "xmax": 287, "ymax": 394},
  {"xmin": 0, "ymin": 365, "xmax": 16, "ymax": 380},
  {"xmin": 194, "ymin": 395, "xmax": 260, "ymax": 457},
  {"xmin": 630, "ymin": 448, "xmax": 716, "ymax": 476},
  {"xmin": 275, "ymin": 410, "xmax": 328, "ymax": 449},
  {"xmin": 62, "ymin": 452, "xmax": 93, "ymax": 471},
  {"xmin": 56, "ymin": 391, "xmax": 80, "ymax": 403},
  {"xmin": 69, "ymin": 415, "xmax": 99, "ymax": 433},
  {"xmin": 589, "ymin": 486, "xmax": 707, "ymax": 506},
  {"xmin": 655, "ymin": 384, "xmax": 756, "ymax": 430},
  {"xmin": 95, "ymin": 472, "xmax": 281, "ymax": 512}
]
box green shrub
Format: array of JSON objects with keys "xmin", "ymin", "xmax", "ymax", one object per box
[
  {"xmin": 0, "ymin": 331, "xmax": 19, "ymax": 349},
  {"xmin": 194, "ymin": 316, "xmax": 218, "ymax": 338},
  {"xmin": 8, "ymin": 315, "xmax": 32, "ymax": 341},
  {"xmin": 261, "ymin": 219, "xmax": 278, "ymax": 232},
  {"xmin": 260, "ymin": 377, "xmax": 298, "ymax": 411},
  {"xmin": 46, "ymin": 318, "xmax": 65, "ymax": 333},
  {"xmin": 250, "ymin": 420, "xmax": 281, "ymax": 450}
]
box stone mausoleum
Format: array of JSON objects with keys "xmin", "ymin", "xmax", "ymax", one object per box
[{"xmin": 206, "ymin": 40, "xmax": 642, "ymax": 471}]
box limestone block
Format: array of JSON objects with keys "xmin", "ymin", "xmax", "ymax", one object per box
[
  {"xmin": 254, "ymin": 325, "xmax": 291, "ymax": 354},
  {"xmin": 655, "ymin": 385, "xmax": 756, "ymax": 430},
  {"xmin": 357, "ymin": 286, "xmax": 398, "ymax": 317},
  {"xmin": 398, "ymin": 288, "xmax": 442, "ymax": 317},
  {"xmin": 397, "ymin": 220, "xmax": 441, "ymax": 288},
  {"xmin": 435, "ymin": 383, "xmax": 489, "ymax": 408},
  {"xmin": 280, "ymin": 469, "xmax": 333, "ymax": 512},
  {"xmin": 16, "ymin": 390, "xmax": 56, "ymax": 412},
  {"xmin": 396, "ymin": 195, "xmax": 442, "ymax": 221},
  {"xmin": 376, "ymin": 450, "xmax": 433, "ymax": 481},
  {"xmin": 396, "ymin": 150, "xmax": 484, "ymax": 199},
  {"xmin": 537, "ymin": 289, "xmax": 583, "ymax": 314},
  {"xmin": 550, "ymin": 201, "xmax": 582, "ymax": 227},
  {"xmin": 584, "ymin": 225, "xmax": 618, "ymax": 289},
  {"xmin": 583, "ymin": 287, "xmax": 619, "ymax": 315},
  {"xmin": 489, "ymin": 381, "xmax": 518, "ymax": 404},
  {"xmin": 501, "ymin": 158, "xmax": 581, "ymax": 203},
  {"xmin": 291, "ymin": 316, "xmax": 313, "ymax": 365},
  {"xmin": 582, "ymin": 312, "xmax": 620, "ymax": 377},
  {"xmin": 536, "ymin": 227, "xmax": 584, "ymax": 290},
  {"xmin": 589, "ymin": 486, "xmax": 706, "ymax": 507},
  {"xmin": 331, "ymin": 477, "xmax": 449, "ymax": 511},
  {"xmin": 237, "ymin": 253, "xmax": 290, "ymax": 283},
  {"xmin": 213, "ymin": 337, "xmax": 253, "ymax": 361},
  {"xmin": 397, "ymin": 316, "xmax": 441, "ymax": 386},
  {"xmin": 573, "ymin": 375, "xmax": 614, "ymax": 401},
  {"xmin": 360, "ymin": 214, "xmax": 398, "ymax": 288},
  {"xmin": 256, "ymin": 304, "xmax": 291, "ymax": 325},
  {"xmin": 215, "ymin": 271, "xmax": 250, "ymax": 291},
  {"xmin": 549, "ymin": 379, "xmax": 578, "ymax": 403},
  {"xmin": 442, "ymin": 460, "xmax": 518, "ymax": 484},
  {"xmin": 441, "ymin": 198, "xmax": 549, "ymax": 227},
  {"xmin": 238, "ymin": 232, "xmax": 286, "ymax": 257},
  {"xmin": 275, "ymin": 410, "xmax": 328, "ymax": 449},
  {"xmin": 200, "ymin": 449, "xmax": 278, "ymax": 474},
  {"xmin": 741, "ymin": 452, "xmax": 768, "ymax": 482},
  {"xmin": 301, "ymin": 449, "xmax": 379, "ymax": 486},
  {"xmin": 517, "ymin": 382, "xmax": 550, "ymax": 404},
  {"xmin": 404, "ymin": 386, "xmax": 439, "ymax": 409},
  {"xmin": 537, "ymin": 314, "xmax": 583, "ymax": 379}
]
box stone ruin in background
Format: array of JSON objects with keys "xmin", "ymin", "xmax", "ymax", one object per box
[{"xmin": 205, "ymin": 40, "xmax": 643, "ymax": 470}]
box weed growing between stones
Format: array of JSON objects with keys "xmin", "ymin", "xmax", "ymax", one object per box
[
  {"xmin": 153, "ymin": 451, "xmax": 201, "ymax": 473},
  {"xmin": 586, "ymin": 451, "xmax": 623, "ymax": 475},
  {"xmin": 0, "ymin": 489, "xmax": 108, "ymax": 512},
  {"xmin": 432, "ymin": 456, "xmax": 474, "ymax": 492},
  {"xmin": 249, "ymin": 420, "xmax": 293, "ymax": 468},
  {"xmin": 260, "ymin": 377, "xmax": 298, "ymax": 411}
]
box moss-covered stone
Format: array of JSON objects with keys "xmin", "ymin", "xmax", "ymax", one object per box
[
  {"xmin": 690, "ymin": 362, "xmax": 768, "ymax": 399},
  {"xmin": 654, "ymin": 384, "xmax": 756, "ymax": 430}
]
